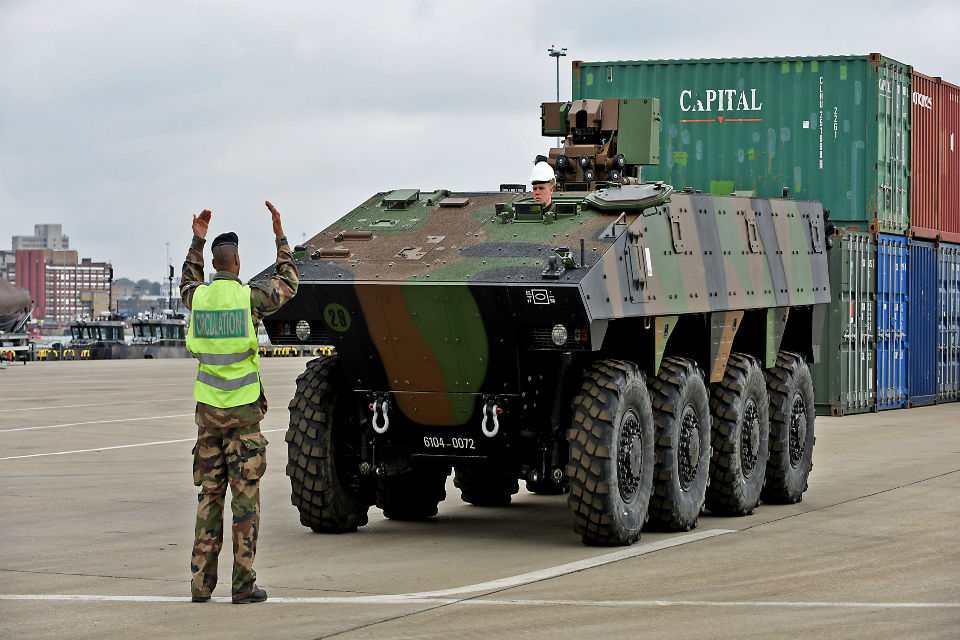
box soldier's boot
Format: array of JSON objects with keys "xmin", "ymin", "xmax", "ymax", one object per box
[{"xmin": 233, "ymin": 585, "xmax": 267, "ymax": 604}]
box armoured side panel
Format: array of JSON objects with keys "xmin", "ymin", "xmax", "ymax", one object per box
[
  {"xmin": 907, "ymin": 239, "xmax": 939, "ymax": 407},
  {"xmin": 812, "ymin": 231, "xmax": 876, "ymax": 416},
  {"xmin": 573, "ymin": 54, "xmax": 912, "ymax": 234},
  {"xmin": 910, "ymin": 72, "xmax": 941, "ymax": 240},
  {"xmin": 876, "ymin": 234, "xmax": 909, "ymax": 409},
  {"xmin": 937, "ymin": 243, "xmax": 960, "ymax": 403}
]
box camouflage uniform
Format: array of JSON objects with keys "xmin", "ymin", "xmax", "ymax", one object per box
[{"xmin": 181, "ymin": 234, "xmax": 298, "ymax": 601}]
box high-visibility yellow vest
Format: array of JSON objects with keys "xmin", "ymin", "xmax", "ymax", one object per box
[{"xmin": 186, "ymin": 279, "xmax": 260, "ymax": 407}]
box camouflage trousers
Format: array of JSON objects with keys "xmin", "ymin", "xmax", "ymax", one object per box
[{"xmin": 190, "ymin": 422, "xmax": 268, "ymax": 601}]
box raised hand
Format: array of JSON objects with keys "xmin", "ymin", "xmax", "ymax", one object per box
[
  {"xmin": 265, "ymin": 201, "xmax": 284, "ymax": 238},
  {"xmin": 192, "ymin": 209, "xmax": 212, "ymax": 239}
]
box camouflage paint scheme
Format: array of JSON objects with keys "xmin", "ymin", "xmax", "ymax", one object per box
[{"xmin": 258, "ymin": 186, "xmax": 830, "ymax": 434}]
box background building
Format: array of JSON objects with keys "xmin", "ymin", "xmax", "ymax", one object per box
[
  {"xmin": 12, "ymin": 224, "xmax": 69, "ymax": 251},
  {"xmin": 7, "ymin": 225, "xmax": 111, "ymax": 322}
]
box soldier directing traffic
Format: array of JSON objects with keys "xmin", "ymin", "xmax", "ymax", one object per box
[{"xmin": 181, "ymin": 201, "xmax": 299, "ymax": 604}]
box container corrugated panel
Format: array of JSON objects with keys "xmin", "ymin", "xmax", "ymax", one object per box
[
  {"xmin": 813, "ymin": 231, "xmax": 876, "ymax": 415},
  {"xmin": 938, "ymin": 242, "xmax": 960, "ymax": 402},
  {"xmin": 907, "ymin": 238, "xmax": 939, "ymax": 406},
  {"xmin": 910, "ymin": 72, "xmax": 940, "ymax": 239},
  {"xmin": 942, "ymin": 82, "xmax": 960, "ymax": 243},
  {"xmin": 877, "ymin": 234, "xmax": 909, "ymax": 409},
  {"xmin": 572, "ymin": 54, "xmax": 912, "ymax": 234}
]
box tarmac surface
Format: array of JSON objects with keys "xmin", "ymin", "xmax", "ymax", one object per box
[{"xmin": 0, "ymin": 357, "xmax": 958, "ymax": 639}]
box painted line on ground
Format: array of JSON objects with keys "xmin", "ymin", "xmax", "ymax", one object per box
[
  {"xmin": 0, "ymin": 398, "xmax": 187, "ymax": 413},
  {"xmin": 0, "ymin": 429, "xmax": 286, "ymax": 460},
  {"xmin": 0, "ymin": 414, "xmax": 194, "ymax": 434},
  {"xmin": 404, "ymin": 528, "xmax": 735, "ymax": 598},
  {"xmin": 0, "ymin": 594, "xmax": 955, "ymax": 609}
]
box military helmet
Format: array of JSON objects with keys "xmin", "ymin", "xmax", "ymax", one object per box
[{"xmin": 530, "ymin": 161, "xmax": 555, "ymax": 185}]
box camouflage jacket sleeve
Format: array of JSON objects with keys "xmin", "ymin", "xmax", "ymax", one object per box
[
  {"xmin": 249, "ymin": 235, "xmax": 299, "ymax": 325},
  {"xmin": 180, "ymin": 235, "xmax": 206, "ymax": 310}
]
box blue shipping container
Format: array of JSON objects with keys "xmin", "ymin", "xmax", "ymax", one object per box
[
  {"xmin": 877, "ymin": 234, "xmax": 908, "ymax": 409},
  {"xmin": 908, "ymin": 239, "xmax": 938, "ymax": 407},
  {"xmin": 938, "ymin": 243, "xmax": 960, "ymax": 403}
]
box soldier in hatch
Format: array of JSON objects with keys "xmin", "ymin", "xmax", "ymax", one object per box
[
  {"xmin": 181, "ymin": 202, "xmax": 298, "ymax": 604},
  {"xmin": 530, "ymin": 161, "xmax": 556, "ymax": 211}
]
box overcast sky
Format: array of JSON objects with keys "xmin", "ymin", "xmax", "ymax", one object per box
[{"xmin": 2, "ymin": 0, "xmax": 958, "ymax": 282}]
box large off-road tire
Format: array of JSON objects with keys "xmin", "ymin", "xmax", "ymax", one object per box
[
  {"xmin": 454, "ymin": 466, "xmax": 520, "ymax": 506},
  {"xmin": 647, "ymin": 357, "xmax": 711, "ymax": 531},
  {"xmin": 762, "ymin": 351, "xmax": 815, "ymax": 504},
  {"xmin": 377, "ymin": 467, "xmax": 449, "ymax": 520},
  {"xmin": 706, "ymin": 353, "xmax": 770, "ymax": 515},
  {"xmin": 286, "ymin": 356, "xmax": 373, "ymax": 533},
  {"xmin": 566, "ymin": 359, "xmax": 654, "ymax": 546}
]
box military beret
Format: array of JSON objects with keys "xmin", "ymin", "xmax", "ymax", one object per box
[{"xmin": 211, "ymin": 231, "xmax": 239, "ymax": 248}]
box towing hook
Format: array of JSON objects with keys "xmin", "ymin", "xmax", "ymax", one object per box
[
  {"xmin": 481, "ymin": 402, "xmax": 502, "ymax": 438},
  {"xmin": 370, "ymin": 399, "xmax": 389, "ymax": 434}
]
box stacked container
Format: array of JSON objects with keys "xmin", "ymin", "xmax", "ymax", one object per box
[
  {"xmin": 812, "ymin": 231, "xmax": 876, "ymax": 415},
  {"xmin": 573, "ymin": 55, "xmax": 911, "ymax": 233}
]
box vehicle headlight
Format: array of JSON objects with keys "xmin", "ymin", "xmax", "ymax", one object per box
[
  {"xmin": 551, "ymin": 324, "xmax": 568, "ymax": 346},
  {"xmin": 295, "ymin": 320, "xmax": 311, "ymax": 341}
]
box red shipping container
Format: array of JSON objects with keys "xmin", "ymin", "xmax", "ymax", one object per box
[
  {"xmin": 911, "ymin": 71, "xmax": 940, "ymax": 239},
  {"xmin": 942, "ymin": 81, "xmax": 960, "ymax": 243}
]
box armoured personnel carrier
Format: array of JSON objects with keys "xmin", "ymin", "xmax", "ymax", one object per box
[{"xmin": 257, "ymin": 98, "xmax": 833, "ymax": 545}]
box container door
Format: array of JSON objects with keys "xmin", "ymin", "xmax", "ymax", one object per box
[
  {"xmin": 941, "ymin": 82, "xmax": 960, "ymax": 243},
  {"xmin": 907, "ymin": 239, "xmax": 938, "ymax": 407},
  {"xmin": 909, "ymin": 72, "xmax": 940, "ymax": 240},
  {"xmin": 939, "ymin": 243, "xmax": 960, "ymax": 402},
  {"xmin": 875, "ymin": 57, "xmax": 911, "ymax": 235},
  {"xmin": 877, "ymin": 234, "xmax": 909, "ymax": 409},
  {"xmin": 813, "ymin": 231, "xmax": 877, "ymax": 415}
]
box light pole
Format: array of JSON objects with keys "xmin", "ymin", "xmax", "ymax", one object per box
[{"xmin": 548, "ymin": 45, "xmax": 567, "ymax": 147}]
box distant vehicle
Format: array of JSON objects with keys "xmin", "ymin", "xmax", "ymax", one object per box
[
  {"xmin": 114, "ymin": 310, "xmax": 189, "ymax": 359},
  {"xmin": 68, "ymin": 312, "xmax": 125, "ymax": 359},
  {"xmin": 0, "ymin": 280, "xmax": 34, "ymax": 364},
  {"xmin": 259, "ymin": 98, "xmax": 833, "ymax": 545}
]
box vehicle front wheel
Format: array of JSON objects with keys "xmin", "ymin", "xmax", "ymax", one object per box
[
  {"xmin": 286, "ymin": 356, "xmax": 374, "ymax": 533},
  {"xmin": 566, "ymin": 359, "xmax": 654, "ymax": 546}
]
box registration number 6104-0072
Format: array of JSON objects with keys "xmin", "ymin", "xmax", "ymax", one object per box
[{"xmin": 422, "ymin": 436, "xmax": 476, "ymax": 450}]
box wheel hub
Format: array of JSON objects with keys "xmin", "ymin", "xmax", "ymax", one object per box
[
  {"xmin": 617, "ymin": 409, "xmax": 643, "ymax": 503},
  {"xmin": 788, "ymin": 392, "xmax": 808, "ymax": 467},
  {"xmin": 740, "ymin": 398, "xmax": 761, "ymax": 477},
  {"xmin": 679, "ymin": 405, "xmax": 701, "ymax": 490}
]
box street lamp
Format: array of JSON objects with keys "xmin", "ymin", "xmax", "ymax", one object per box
[{"xmin": 548, "ymin": 45, "xmax": 567, "ymax": 147}]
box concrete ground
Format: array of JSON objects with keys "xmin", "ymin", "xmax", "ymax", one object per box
[{"xmin": 0, "ymin": 358, "xmax": 957, "ymax": 639}]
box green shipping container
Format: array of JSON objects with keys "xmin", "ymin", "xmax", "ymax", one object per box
[
  {"xmin": 811, "ymin": 230, "xmax": 878, "ymax": 415},
  {"xmin": 573, "ymin": 55, "xmax": 911, "ymax": 234}
]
